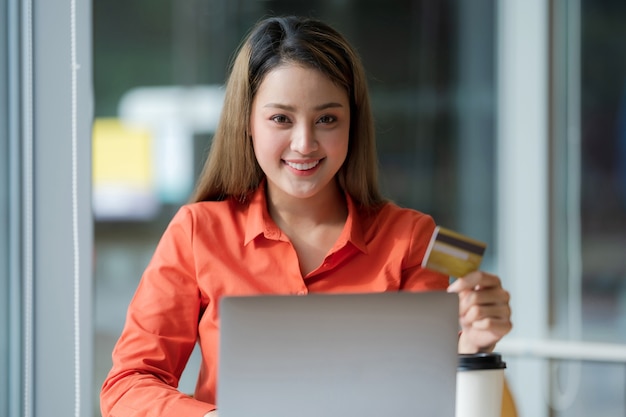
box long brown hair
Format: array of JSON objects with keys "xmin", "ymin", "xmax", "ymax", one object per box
[{"xmin": 191, "ymin": 16, "xmax": 385, "ymax": 208}]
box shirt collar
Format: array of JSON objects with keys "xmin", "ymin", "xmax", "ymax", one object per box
[
  {"xmin": 243, "ymin": 182, "xmax": 279, "ymax": 245},
  {"xmin": 336, "ymin": 192, "xmax": 368, "ymax": 254},
  {"xmin": 243, "ymin": 182, "xmax": 368, "ymax": 254}
]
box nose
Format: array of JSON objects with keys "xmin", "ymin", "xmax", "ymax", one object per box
[{"xmin": 290, "ymin": 123, "xmax": 318, "ymax": 154}]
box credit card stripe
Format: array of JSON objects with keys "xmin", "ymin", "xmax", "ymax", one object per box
[
  {"xmin": 436, "ymin": 233, "xmax": 486, "ymax": 256},
  {"xmin": 432, "ymin": 242, "xmax": 470, "ymax": 260}
]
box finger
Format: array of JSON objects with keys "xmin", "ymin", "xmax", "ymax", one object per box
[
  {"xmin": 457, "ymin": 288, "xmax": 511, "ymax": 316},
  {"xmin": 459, "ymin": 304, "xmax": 511, "ymax": 326},
  {"xmin": 447, "ymin": 271, "xmax": 502, "ymax": 292},
  {"xmin": 468, "ymin": 316, "xmax": 513, "ymax": 332}
]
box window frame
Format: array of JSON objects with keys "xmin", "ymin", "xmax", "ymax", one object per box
[
  {"xmin": 2, "ymin": 0, "xmax": 94, "ymax": 415},
  {"xmin": 496, "ymin": 1, "xmax": 550, "ymax": 416}
]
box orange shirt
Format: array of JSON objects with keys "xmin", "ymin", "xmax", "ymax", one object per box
[{"xmin": 100, "ymin": 185, "xmax": 448, "ymax": 417}]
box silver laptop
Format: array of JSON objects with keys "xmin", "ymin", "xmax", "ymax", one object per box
[{"xmin": 217, "ymin": 291, "xmax": 459, "ymax": 417}]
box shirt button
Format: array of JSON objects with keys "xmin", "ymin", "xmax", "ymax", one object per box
[{"xmin": 297, "ymin": 290, "xmax": 307, "ymax": 295}]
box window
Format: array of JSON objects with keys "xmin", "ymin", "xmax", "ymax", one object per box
[
  {"xmin": 550, "ymin": 0, "xmax": 626, "ymax": 415},
  {"xmin": 499, "ymin": 1, "xmax": 626, "ymax": 416}
]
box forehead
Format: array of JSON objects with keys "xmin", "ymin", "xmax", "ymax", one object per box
[{"xmin": 254, "ymin": 64, "xmax": 349, "ymax": 106}]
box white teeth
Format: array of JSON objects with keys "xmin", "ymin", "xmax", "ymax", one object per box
[{"xmin": 285, "ymin": 160, "xmax": 320, "ymax": 170}]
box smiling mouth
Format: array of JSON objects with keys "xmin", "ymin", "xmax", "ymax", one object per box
[{"xmin": 284, "ymin": 160, "xmax": 321, "ymax": 171}]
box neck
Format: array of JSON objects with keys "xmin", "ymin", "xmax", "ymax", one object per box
[{"xmin": 266, "ymin": 182, "xmax": 348, "ymax": 230}]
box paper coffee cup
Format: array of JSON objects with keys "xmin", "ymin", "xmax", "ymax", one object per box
[{"xmin": 455, "ymin": 353, "xmax": 506, "ymax": 417}]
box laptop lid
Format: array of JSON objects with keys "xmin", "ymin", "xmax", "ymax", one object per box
[{"xmin": 217, "ymin": 291, "xmax": 459, "ymax": 417}]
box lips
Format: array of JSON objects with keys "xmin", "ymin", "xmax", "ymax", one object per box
[{"xmin": 284, "ymin": 159, "xmax": 321, "ymax": 171}]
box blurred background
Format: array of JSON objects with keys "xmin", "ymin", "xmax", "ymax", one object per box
[
  {"xmin": 91, "ymin": 0, "xmax": 625, "ymax": 416},
  {"xmin": 1, "ymin": 0, "xmax": 625, "ymax": 416}
]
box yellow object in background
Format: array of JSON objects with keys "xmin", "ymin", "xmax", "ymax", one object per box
[
  {"xmin": 501, "ymin": 379, "xmax": 518, "ymax": 417},
  {"xmin": 92, "ymin": 118, "xmax": 153, "ymax": 187},
  {"xmin": 92, "ymin": 118, "xmax": 160, "ymax": 220}
]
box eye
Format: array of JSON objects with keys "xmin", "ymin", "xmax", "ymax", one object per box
[
  {"xmin": 270, "ymin": 114, "xmax": 290, "ymax": 124},
  {"xmin": 317, "ymin": 115, "xmax": 336, "ymax": 124}
]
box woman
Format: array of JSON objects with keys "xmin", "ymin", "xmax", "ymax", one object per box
[{"xmin": 101, "ymin": 15, "xmax": 512, "ymax": 417}]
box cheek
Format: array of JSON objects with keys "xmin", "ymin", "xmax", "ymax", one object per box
[
  {"xmin": 252, "ymin": 129, "xmax": 283, "ymax": 161},
  {"xmin": 249, "ymin": 119, "xmax": 266, "ymax": 153},
  {"xmin": 251, "ymin": 136, "xmax": 266, "ymax": 162},
  {"xmin": 329, "ymin": 129, "xmax": 350, "ymax": 158}
]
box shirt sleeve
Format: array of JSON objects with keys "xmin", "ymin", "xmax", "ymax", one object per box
[
  {"xmin": 100, "ymin": 207, "xmax": 214, "ymax": 417},
  {"xmin": 400, "ymin": 213, "xmax": 450, "ymax": 291}
]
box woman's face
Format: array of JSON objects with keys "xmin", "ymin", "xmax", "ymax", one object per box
[{"xmin": 249, "ymin": 64, "xmax": 350, "ymax": 203}]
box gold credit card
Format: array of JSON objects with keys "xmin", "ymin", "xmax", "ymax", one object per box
[{"xmin": 421, "ymin": 226, "xmax": 487, "ymax": 278}]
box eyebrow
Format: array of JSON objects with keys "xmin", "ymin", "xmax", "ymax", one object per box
[{"xmin": 263, "ymin": 102, "xmax": 345, "ymax": 111}]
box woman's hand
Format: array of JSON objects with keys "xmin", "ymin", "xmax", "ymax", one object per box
[{"xmin": 447, "ymin": 271, "xmax": 512, "ymax": 353}]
